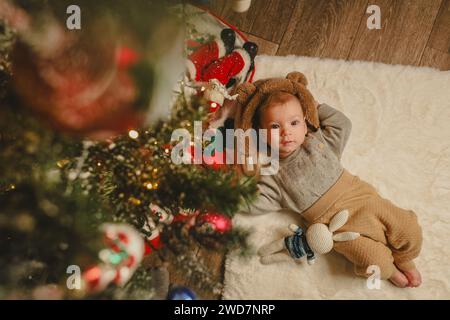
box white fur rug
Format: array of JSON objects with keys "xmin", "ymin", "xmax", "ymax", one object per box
[{"xmin": 223, "ymin": 55, "xmax": 450, "ymax": 299}]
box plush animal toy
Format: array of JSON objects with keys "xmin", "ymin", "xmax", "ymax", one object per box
[
  {"xmin": 186, "ymin": 28, "xmax": 258, "ymax": 87},
  {"xmin": 186, "ymin": 28, "xmax": 236, "ymax": 82},
  {"xmin": 258, "ymin": 210, "xmax": 360, "ymax": 265},
  {"xmin": 258, "ymin": 224, "xmax": 316, "ymax": 265},
  {"xmin": 200, "ymin": 41, "xmax": 258, "ymax": 87}
]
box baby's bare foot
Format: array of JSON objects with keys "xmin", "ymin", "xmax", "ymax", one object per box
[
  {"xmin": 402, "ymin": 268, "xmax": 422, "ymax": 287},
  {"xmin": 389, "ymin": 268, "xmax": 409, "ymax": 288}
]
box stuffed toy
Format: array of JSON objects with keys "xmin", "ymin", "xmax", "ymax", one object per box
[
  {"xmin": 200, "ymin": 41, "xmax": 258, "ymax": 87},
  {"xmin": 186, "ymin": 28, "xmax": 258, "ymax": 88},
  {"xmin": 186, "ymin": 28, "xmax": 236, "ymax": 82},
  {"xmin": 258, "ymin": 210, "xmax": 360, "ymax": 265}
]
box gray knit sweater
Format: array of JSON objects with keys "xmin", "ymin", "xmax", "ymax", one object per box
[{"xmin": 240, "ymin": 103, "xmax": 352, "ymax": 215}]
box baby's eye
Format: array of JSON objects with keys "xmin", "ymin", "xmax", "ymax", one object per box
[
  {"xmin": 270, "ymin": 124, "xmax": 280, "ymax": 129},
  {"xmin": 291, "ymin": 120, "xmax": 300, "ymax": 126}
]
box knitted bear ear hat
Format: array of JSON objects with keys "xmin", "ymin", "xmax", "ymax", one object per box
[{"xmin": 234, "ymin": 71, "xmax": 320, "ymax": 132}]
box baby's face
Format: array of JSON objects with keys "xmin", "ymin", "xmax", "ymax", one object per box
[{"xmin": 260, "ymin": 97, "xmax": 307, "ymax": 159}]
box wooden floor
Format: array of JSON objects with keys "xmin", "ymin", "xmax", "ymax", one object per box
[
  {"xmin": 173, "ymin": 0, "xmax": 450, "ymax": 299},
  {"xmin": 208, "ymin": 0, "xmax": 450, "ymax": 69}
]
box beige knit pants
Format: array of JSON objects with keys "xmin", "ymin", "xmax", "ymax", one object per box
[{"xmin": 303, "ymin": 171, "xmax": 423, "ymax": 280}]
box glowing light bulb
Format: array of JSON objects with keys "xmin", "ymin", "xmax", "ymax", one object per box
[{"xmin": 128, "ymin": 130, "xmax": 139, "ymax": 139}]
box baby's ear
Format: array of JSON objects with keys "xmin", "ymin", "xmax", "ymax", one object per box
[{"xmin": 286, "ymin": 71, "xmax": 308, "ymax": 87}]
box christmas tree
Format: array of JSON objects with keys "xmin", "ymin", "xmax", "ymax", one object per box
[{"xmin": 0, "ymin": 0, "xmax": 257, "ymax": 299}]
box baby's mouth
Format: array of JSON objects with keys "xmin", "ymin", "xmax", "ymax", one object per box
[{"xmin": 281, "ymin": 141, "xmax": 293, "ymax": 146}]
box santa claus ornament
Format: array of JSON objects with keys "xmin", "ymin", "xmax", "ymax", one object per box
[
  {"xmin": 201, "ymin": 41, "xmax": 257, "ymax": 87},
  {"xmin": 186, "ymin": 28, "xmax": 258, "ymax": 88},
  {"xmin": 186, "ymin": 28, "xmax": 236, "ymax": 82}
]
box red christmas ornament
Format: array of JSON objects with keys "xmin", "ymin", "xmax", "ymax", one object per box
[
  {"xmin": 195, "ymin": 212, "xmax": 232, "ymax": 234},
  {"xmin": 116, "ymin": 46, "xmax": 140, "ymax": 69},
  {"xmin": 208, "ymin": 100, "xmax": 221, "ymax": 113}
]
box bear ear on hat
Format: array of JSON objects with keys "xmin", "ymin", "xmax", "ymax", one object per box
[
  {"xmin": 292, "ymin": 83, "xmax": 320, "ymax": 130},
  {"xmin": 286, "ymin": 71, "xmax": 308, "ymax": 87},
  {"xmin": 234, "ymin": 82, "xmax": 257, "ymax": 132},
  {"xmin": 236, "ymin": 82, "xmax": 257, "ymax": 106},
  {"xmin": 285, "ymin": 71, "xmax": 319, "ymax": 129}
]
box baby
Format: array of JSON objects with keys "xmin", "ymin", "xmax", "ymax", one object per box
[{"xmin": 235, "ymin": 72, "xmax": 423, "ymax": 288}]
